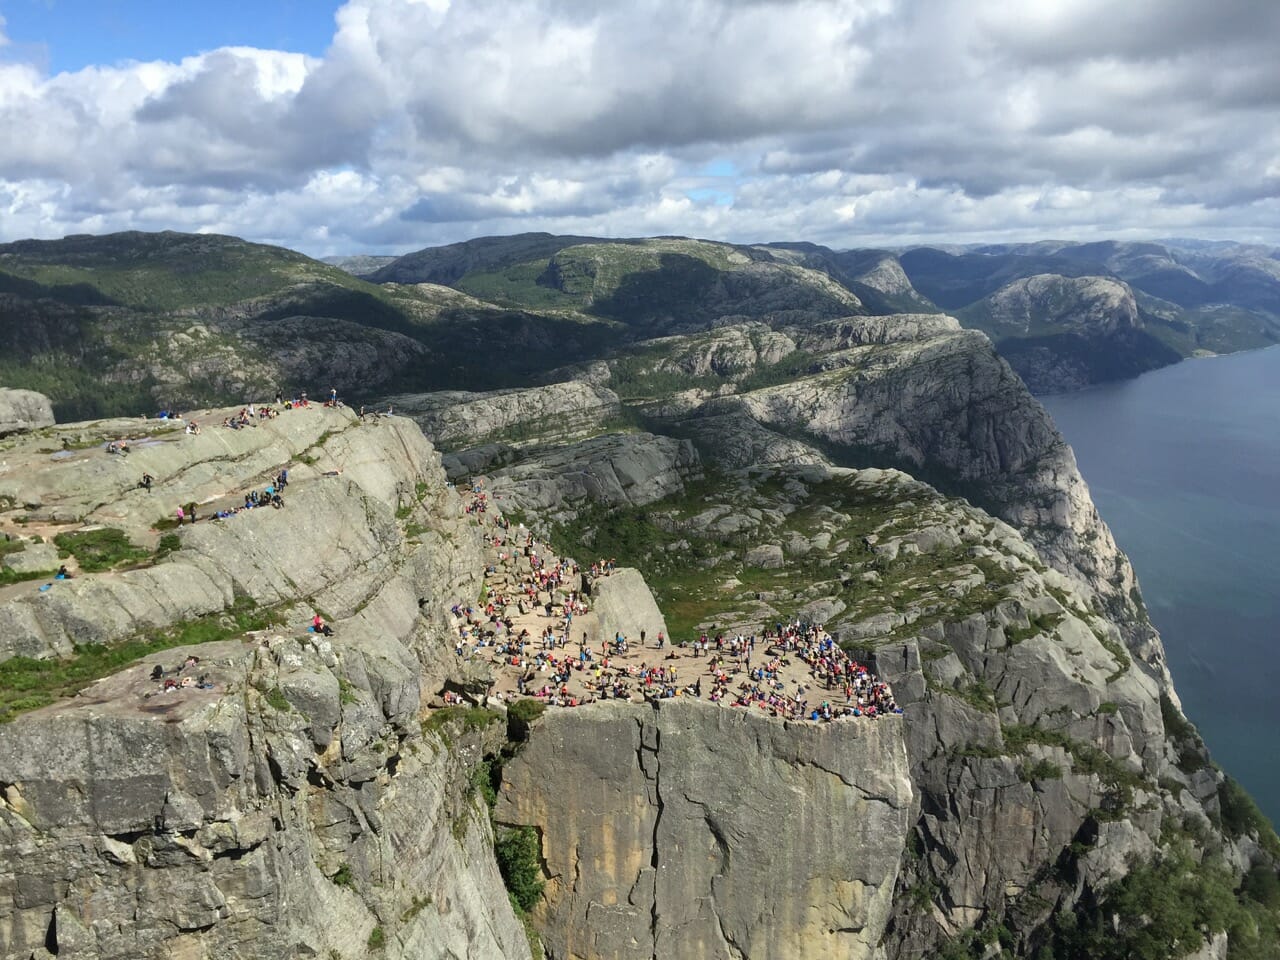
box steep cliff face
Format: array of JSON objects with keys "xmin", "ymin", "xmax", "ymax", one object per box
[
  {"xmin": 496, "ymin": 700, "xmax": 914, "ymax": 960},
  {"xmin": 485, "ymin": 455, "xmax": 1264, "ymax": 960},
  {"xmin": 0, "ymin": 402, "xmax": 530, "ymax": 960},
  {"xmin": 671, "ymin": 320, "xmax": 1142, "ymax": 626}
]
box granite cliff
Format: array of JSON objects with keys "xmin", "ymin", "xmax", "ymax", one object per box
[
  {"xmin": 0, "ymin": 403, "xmax": 531, "ymax": 959},
  {"xmin": 2, "ymin": 229, "xmax": 1278, "ymax": 960},
  {"xmin": 386, "ymin": 306, "xmax": 1277, "ymax": 958}
]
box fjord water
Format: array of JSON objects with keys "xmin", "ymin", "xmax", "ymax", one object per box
[{"xmin": 1042, "ymin": 347, "xmax": 1280, "ymax": 824}]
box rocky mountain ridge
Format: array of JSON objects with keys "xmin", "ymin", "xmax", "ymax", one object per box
[
  {"xmin": 2, "ymin": 230, "xmax": 1280, "ymax": 959},
  {"xmin": 0, "ymin": 401, "xmax": 535, "ymax": 959}
]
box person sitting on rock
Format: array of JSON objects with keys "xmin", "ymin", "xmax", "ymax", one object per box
[
  {"xmin": 56, "ymin": 564, "xmax": 71, "ymax": 580},
  {"xmin": 312, "ymin": 614, "xmax": 333, "ymax": 637}
]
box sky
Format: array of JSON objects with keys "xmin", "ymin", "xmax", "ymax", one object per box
[{"xmin": 0, "ymin": 0, "xmax": 1277, "ymax": 256}]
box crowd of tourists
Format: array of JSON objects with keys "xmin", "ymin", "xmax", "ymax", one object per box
[{"xmin": 451, "ymin": 482, "xmax": 901, "ymax": 724}]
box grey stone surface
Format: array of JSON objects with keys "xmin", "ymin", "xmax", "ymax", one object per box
[
  {"xmin": 0, "ymin": 388, "xmax": 54, "ymax": 436},
  {"xmin": 458, "ymin": 432, "xmax": 701, "ymax": 524},
  {"xmin": 744, "ymin": 543, "xmax": 784, "ymax": 568},
  {"xmin": 0, "ymin": 408, "xmax": 528, "ymax": 960},
  {"xmin": 589, "ymin": 567, "xmax": 669, "ymax": 646},
  {"xmin": 389, "ymin": 381, "xmax": 623, "ymax": 451},
  {"xmin": 497, "ymin": 699, "xmax": 913, "ymax": 960},
  {"xmin": 0, "ymin": 539, "xmax": 59, "ymax": 574}
]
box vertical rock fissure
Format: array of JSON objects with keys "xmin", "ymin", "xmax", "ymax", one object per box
[{"xmin": 640, "ymin": 717, "xmax": 663, "ymax": 960}]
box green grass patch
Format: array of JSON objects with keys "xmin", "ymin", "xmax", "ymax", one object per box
[
  {"xmin": 421, "ymin": 705, "xmax": 502, "ymax": 738},
  {"xmin": 0, "ymin": 566, "xmax": 59, "ymax": 587},
  {"xmin": 54, "ymin": 527, "xmax": 152, "ymax": 572}
]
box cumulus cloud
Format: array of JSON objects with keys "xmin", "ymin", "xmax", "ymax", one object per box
[{"xmin": 0, "ymin": 0, "xmax": 1277, "ymax": 253}]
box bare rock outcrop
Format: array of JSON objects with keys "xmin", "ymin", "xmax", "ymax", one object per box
[
  {"xmin": 497, "ymin": 699, "xmax": 913, "ymax": 960},
  {"xmin": 0, "ymin": 388, "xmax": 54, "ymax": 436},
  {"xmin": 445, "ymin": 432, "xmax": 701, "ymax": 524},
  {"xmin": 588, "ymin": 567, "xmax": 668, "ymax": 644},
  {"xmin": 0, "ymin": 408, "xmax": 528, "ymax": 960},
  {"xmin": 389, "ymin": 381, "xmax": 624, "ymax": 451}
]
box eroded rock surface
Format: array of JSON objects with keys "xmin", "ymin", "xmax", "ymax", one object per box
[
  {"xmin": 0, "ymin": 408, "xmax": 529, "ymax": 960},
  {"xmin": 497, "ymin": 699, "xmax": 913, "ymax": 960}
]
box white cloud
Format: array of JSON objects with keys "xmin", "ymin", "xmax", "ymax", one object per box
[{"xmin": 0, "ymin": 0, "xmax": 1277, "ymax": 253}]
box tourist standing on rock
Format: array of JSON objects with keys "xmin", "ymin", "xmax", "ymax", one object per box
[
  {"xmin": 175, "ymin": 505, "xmax": 185, "ymax": 525},
  {"xmin": 140, "ymin": 472, "xmax": 153, "ymax": 492}
]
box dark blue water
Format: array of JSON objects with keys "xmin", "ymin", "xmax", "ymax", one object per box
[{"xmin": 1042, "ymin": 347, "xmax": 1280, "ymax": 824}]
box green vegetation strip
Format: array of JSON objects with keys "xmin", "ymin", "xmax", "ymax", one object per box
[
  {"xmin": 0, "ymin": 597, "xmax": 283, "ymax": 723},
  {"xmin": 0, "ymin": 567, "xmax": 59, "ymax": 587},
  {"xmin": 54, "ymin": 527, "xmax": 153, "ymax": 572}
]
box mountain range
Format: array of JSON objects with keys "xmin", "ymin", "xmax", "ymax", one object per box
[{"xmin": 3, "ymin": 231, "xmax": 1278, "ymax": 421}]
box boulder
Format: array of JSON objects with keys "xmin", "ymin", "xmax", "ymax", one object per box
[
  {"xmin": 745, "ymin": 543, "xmax": 785, "ymax": 568},
  {"xmin": 590, "ymin": 567, "xmax": 669, "ymax": 645},
  {"xmin": 0, "ymin": 387, "xmax": 55, "ymax": 436},
  {"xmin": 0, "ymin": 539, "xmax": 60, "ymax": 574}
]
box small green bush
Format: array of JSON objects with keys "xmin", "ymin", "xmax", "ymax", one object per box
[
  {"xmin": 366, "ymin": 926, "xmax": 385, "ymax": 950},
  {"xmin": 496, "ymin": 826, "xmax": 544, "ymax": 913},
  {"xmin": 1020, "ymin": 758, "xmax": 1064, "ymax": 782},
  {"xmin": 264, "ymin": 686, "xmax": 291, "ymax": 712},
  {"xmin": 421, "ymin": 705, "xmax": 502, "ymax": 737},
  {"xmin": 154, "ymin": 533, "xmax": 181, "ymax": 558},
  {"xmin": 471, "ymin": 759, "xmax": 498, "ymax": 809},
  {"xmin": 506, "ymin": 698, "xmax": 546, "ymax": 742},
  {"xmin": 330, "ymin": 863, "xmax": 354, "ymax": 888}
]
